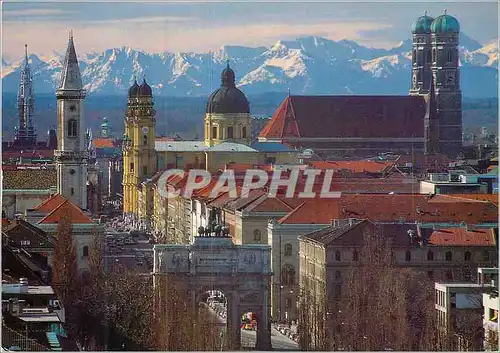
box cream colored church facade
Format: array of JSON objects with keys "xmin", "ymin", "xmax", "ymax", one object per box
[{"xmin": 122, "ymin": 63, "xmax": 298, "ymax": 227}]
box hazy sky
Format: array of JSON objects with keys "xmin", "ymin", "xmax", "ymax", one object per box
[{"xmin": 2, "ymin": 0, "xmax": 498, "ymax": 61}]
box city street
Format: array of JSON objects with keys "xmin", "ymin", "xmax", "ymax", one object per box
[{"xmin": 204, "ymin": 304, "xmax": 299, "ymax": 350}]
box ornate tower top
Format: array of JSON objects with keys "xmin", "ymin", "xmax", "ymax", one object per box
[
  {"xmin": 14, "ymin": 43, "xmax": 37, "ymax": 147},
  {"xmin": 58, "ymin": 31, "xmax": 84, "ymax": 92}
]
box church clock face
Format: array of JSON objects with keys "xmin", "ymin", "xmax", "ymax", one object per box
[{"xmin": 142, "ymin": 126, "xmax": 149, "ymax": 134}]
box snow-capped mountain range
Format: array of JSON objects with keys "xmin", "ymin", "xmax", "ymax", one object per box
[{"xmin": 2, "ymin": 34, "xmax": 498, "ymax": 98}]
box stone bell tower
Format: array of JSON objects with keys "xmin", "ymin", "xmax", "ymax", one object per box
[
  {"xmin": 55, "ymin": 31, "xmax": 88, "ymax": 209},
  {"xmin": 430, "ymin": 11, "xmax": 463, "ymax": 157}
]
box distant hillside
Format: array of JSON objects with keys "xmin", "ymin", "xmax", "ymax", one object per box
[{"xmin": 2, "ymin": 93, "xmax": 497, "ymax": 142}]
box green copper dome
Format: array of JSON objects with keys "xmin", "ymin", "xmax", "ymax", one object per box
[
  {"xmin": 431, "ymin": 14, "xmax": 460, "ymax": 34},
  {"xmin": 411, "ymin": 15, "xmax": 434, "ymax": 34}
]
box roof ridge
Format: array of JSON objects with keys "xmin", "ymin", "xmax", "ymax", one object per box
[
  {"xmin": 274, "ymin": 196, "xmax": 296, "ymax": 210},
  {"xmin": 38, "ymin": 198, "xmax": 92, "ymax": 224},
  {"xmin": 278, "ymin": 201, "xmax": 306, "ymax": 224},
  {"xmin": 38, "ymin": 199, "xmax": 71, "ymax": 223},
  {"xmin": 33, "ymin": 193, "xmax": 61, "ymax": 210}
]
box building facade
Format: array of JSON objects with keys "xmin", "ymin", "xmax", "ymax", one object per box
[{"xmin": 54, "ymin": 34, "xmax": 88, "ymax": 210}]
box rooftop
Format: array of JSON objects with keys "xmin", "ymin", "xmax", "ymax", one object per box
[
  {"xmin": 428, "ymin": 228, "xmax": 496, "ymax": 246},
  {"xmin": 2, "ymin": 169, "xmax": 56, "ymax": 190},
  {"xmin": 155, "ymin": 140, "xmax": 207, "ymax": 152},
  {"xmin": 2, "ymin": 284, "xmax": 55, "ymax": 296},
  {"xmin": 259, "ymin": 95, "xmax": 426, "ymax": 140},
  {"xmin": 33, "ymin": 194, "xmax": 93, "ymax": 224},
  {"xmin": 207, "ymin": 142, "xmax": 257, "ymax": 152}
]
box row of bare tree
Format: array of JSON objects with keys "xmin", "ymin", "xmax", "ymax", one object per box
[
  {"xmin": 298, "ymin": 226, "xmax": 498, "ymax": 351},
  {"xmin": 50, "ymin": 212, "xmax": 221, "ymax": 350}
]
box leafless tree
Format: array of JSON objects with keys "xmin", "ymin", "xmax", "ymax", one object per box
[
  {"xmin": 299, "ymin": 224, "xmax": 442, "ymax": 351},
  {"xmin": 51, "ymin": 210, "xmax": 79, "ymax": 305}
]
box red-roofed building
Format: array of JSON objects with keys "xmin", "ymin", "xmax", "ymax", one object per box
[
  {"xmin": 258, "ymin": 95, "xmax": 429, "ymax": 158},
  {"xmin": 298, "ymin": 220, "xmax": 497, "ymax": 328},
  {"xmin": 25, "ymin": 194, "xmax": 104, "ymax": 270},
  {"xmin": 268, "ymin": 193, "xmax": 497, "ymax": 321}
]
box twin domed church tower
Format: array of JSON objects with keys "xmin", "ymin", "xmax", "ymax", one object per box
[{"xmin": 409, "ymin": 11, "xmax": 462, "ymax": 157}]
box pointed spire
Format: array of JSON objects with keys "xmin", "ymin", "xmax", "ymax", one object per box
[
  {"xmin": 444, "ymin": 9, "xmax": 447, "ymax": 15},
  {"xmin": 288, "ymin": 88, "xmax": 291, "ymax": 97},
  {"xmin": 58, "ymin": 32, "xmax": 83, "ymax": 91},
  {"xmin": 24, "ymin": 44, "xmax": 28, "ymax": 60},
  {"xmin": 226, "ymin": 58, "xmax": 230, "ymax": 68},
  {"xmin": 69, "ymin": 29, "xmax": 73, "ymax": 39},
  {"xmin": 424, "ymin": 10, "xmax": 428, "ymax": 16}
]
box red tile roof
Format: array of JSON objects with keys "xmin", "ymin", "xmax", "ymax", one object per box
[
  {"xmin": 277, "ymin": 194, "xmax": 498, "ymax": 225},
  {"xmin": 339, "ymin": 194, "xmax": 498, "ymax": 224},
  {"xmin": 93, "ymin": 138, "xmax": 114, "ymax": 148},
  {"xmin": 37, "ymin": 195, "xmax": 93, "ymax": 224},
  {"xmin": 428, "ymin": 228, "xmax": 496, "ymax": 246},
  {"xmin": 446, "ymin": 194, "xmax": 498, "ymax": 206},
  {"xmin": 259, "ymin": 95, "xmax": 426, "ymax": 140},
  {"xmin": 308, "ymin": 160, "xmax": 395, "ymax": 173},
  {"xmin": 279, "ymin": 198, "xmax": 342, "ymax": 225},
  {"xmin": 32, "ymin": 194, "xmax": 66, "ymax": 213}
]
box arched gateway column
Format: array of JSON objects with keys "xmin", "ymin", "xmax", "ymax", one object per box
[{"xmin": 256, "ymin": 283, "xmax": 272, "ymax": 350}]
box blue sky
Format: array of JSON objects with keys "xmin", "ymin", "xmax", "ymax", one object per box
[{"xmin": 2, "ymin": 1, "xmax": 498, "ymax": 60}]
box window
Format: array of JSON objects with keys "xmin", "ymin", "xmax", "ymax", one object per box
[
  {"xmin": 352, "ymin": 250, "xmax": 359, "ymax": 261},
  {"xmin": 464, "ymin": 251, "xmax": 471, "ymax": 261},
  {"xmin": 143, "ymin": 134, "xmax": 148, "ymax": 146},
  {"xmin": 427, "ymin": 271, "xmax": 434, "ymax": 280},
  {"xmin": 253, "ymin": 229, "xmax": 261, "ymax": 242},
  {"xmin": 445, "ymin": 270, "xmax": 453, "ymax": 281},
  {"xmin": 20, "ymin": 240, "xmax": 31, "ymax": 246},
  {"xmin": 212, "ymin": 126, "xmax": 218, "ymax": 139},
  {"xmin": 335, "ymin": 251, "xmax": 341, "ymax": 261},
  {"xmin": 426, "ymin": 50, "xmax": 432, "ymax": 64},
  {"xmin": 143, "ymin": 166, "xmax": 147, "ymax": 176},
  {"xmin": 281, "ymin": 265, "xmax": 295, "ymax": 286},
  {"xmin": 284, "ymin": 243, "xmax": 292, "ymax": 256},
  {"xmin": 175, "ymin": 155, "xmax": 184, "ymax": 168},
  {"xmin": 334, "ymin": 284, "xmax": 342, "ymax": 300},
  {"xmin": 483, "ymin": 251, "xmax": 490, "ymax": 261},
  {"xmin": 130, "ymin": 163, "xmax": 134, "ymax": 172},
  {"xmin": 427, "ymin": 250, "xmax": 434, "ymax": 261},
  {"xmin": 335, "ymin": 271, "xmax": 341, "ymax": 280},
  {"xmin": 67, "ymin": 119, "xmax": 78, "ymax": 137},
  {"xmin": 447, "ymin": 50, "xmax": 453, "ymax": 63},
  {"xmin": 266, "ymin": 157, "xmax": 276, "ymax": 164},
  {"xmin": 227, "ymin": 126, "xmax": 234, "ymax": 139},
  {"xmin": 285, "ymin": 298, "xmax": 291, "ymax": 309},
  {"xmin": 432, "ymin": 48, "xmax": 436, "ymax": 62},
  {"xmin": 71, "ymin": 188, "xmax": 74, "ymax": 196},
  {"xmin": 405, "ymin": 250, "xmax": 411, "ymax": 262},
  {"xmin": 242, "ymin": 126, "xmax": 247, "ymax": 139},
  {"xmin": 445, "ymin": 251, "xmax": 453, "ymax": 261},
  {"xmin": 83, "ymin": 246, "xmax": 89, "ymax": 257},
  {"xmin": 412, "ymin": 50, "xmax": 416, "ymax": 64}
]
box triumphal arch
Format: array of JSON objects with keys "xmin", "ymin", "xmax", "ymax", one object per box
[{"xmin": 153, "ymin": 223, "xmax": 272, "ymax": 350}]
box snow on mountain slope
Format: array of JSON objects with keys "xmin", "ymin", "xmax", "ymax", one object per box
[
  {"xmin": 2, "ymin": 34, "xmax": 497, "ymax": 98},
  {"xmin": 464, "ymin": 42, "xmax": 498, "ymax": 67},
  {"xmin": 360, "ymin": 54, "xmax": 410, "ymax": 78}
]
